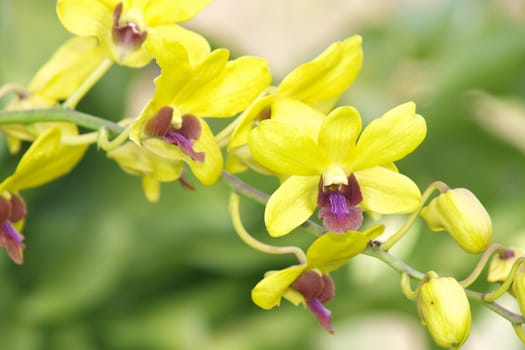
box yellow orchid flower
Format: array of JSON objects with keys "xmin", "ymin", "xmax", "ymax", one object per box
[
  {"xmin": 106, "ymin": 141, "xmax": 185, "ymax": 202},
  {"xmin": 249, "ymin": 102, "xmax": 426, "ymax": 237},
  {"xmin": 226, "ymin": 35, "xmax": 362, "ymax": 172},
  {"xmin": 56, "ymin": 0, "xmax": 211, "ymax": 67},
  {"xmin": 252, "ymin": 225, "xmax": 383, "ymax": 333},
  {"xmin": 1, "ymin": 36, "xmax": 106, "ymax": 153},
  {"xmin": 130, "ymin": 40, "xmax": 271, "ymax": 185},
  {"xmin": 0, "ymin": 128, "xmax": 88, "ymax": 264}
]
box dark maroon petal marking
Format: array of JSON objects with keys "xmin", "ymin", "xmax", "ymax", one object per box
[
  {"xmin": 0, "ymin": 220, "xmax": 25, "ymax": 265},
  {"xmin": 291, "ymin": 270, "xmax": 324, "ymax": 301},
  {"xmin": 291, "ymin": 270, "xmax": 336, "ymax": 333},
  {"xmin": 178, "ymin": 114, "xmax": 202, "ymax": 140},
  {"xmin": 343, "ymin": 174, "xmax": 363, "ymax": 206},
  {"xmin": 307, "ymin": 298, "xmax": 334, "ymax": 334},
  {"xmin": 147, "ymin": 106, "xmax": 174, "ymax": 137},
  {"xmin": 318, "ymin": 275, "xmax": 336, "ymax": 303},
  {"xmin": 9, "ymin": 194, "xmax": 27, "ymax": 222},
  {"xmin": 0, "ymin": 197, "xmax": 11, "ymax": 224},
  {"xmin": 112, "ymin": 2, "xmax": 147, "ymax": 50}
]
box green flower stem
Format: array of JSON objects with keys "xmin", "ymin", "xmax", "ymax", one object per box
[
  {"xmin": 400, "ymin": 272, "xmax": 417, "ymax": 300},
  {"xmin": 0, "ymin": 108, "xmax": 124, "ymax": 134},
  {"xmin": 62, "ymin": 58, "xmax": 113, "ymax": 109},
  {"xmin": 381, "ymin": 181, "xmax": 450, "ymax": 251},
  {"xmin": 460, "ymin": 243, "xmax": 507, "ymax": 288},
  {"xmin": 363, "ymin": 245, "xmax": 426, "ymax": 280},
  {"xmin": 221, "ymin": 170, "xmax": 326, "ymax": 236},
  {"xmin": 483, "ymin": 257, "xmax": 525, "ymax": 303},
  {"xmin": 229, "ymin": 192, "xmax": 307, "ymax": 264},
  {"xmin": 0, "ymin": 83, "xmax": 28, "ymax": 99},
  {"xmin": 466, "ymin": 289, "xmax": 525, "ymax": 325}
]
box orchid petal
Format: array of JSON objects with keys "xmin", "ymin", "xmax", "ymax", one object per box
[
  {"xmin": 350, "ymin": 102, "xmax": 426, "ymax": 170},
  {"xmin": 278, "ymin": 35, "xmax": 363, "ymax": 112},
  {"xmin": 174, "ymin": 55, "xmax": 271, "ymax": 117},
  {"xmin": 307, "ymin": 225, "xmax": 384, "ymax": 273},
  {"xmin": 141, "ymin": 0, "xmax": 212, "ymax": 23},
  {"xmin": 252, "ymin": 265, "xmax": 307, "ymax": 309},
  {"xmin": 265, "ymin": 176, "xmax": 319, "ymax": 237},
  {"xmin": 249, "ymin": 120, "xmax": 327, "ymax": 175},
  {"xmin": 319, "ymin": 106, "xmax": 361, "ymax": 165},
  {"xmin": 355, "ymin": 166, "xmax": 421, "ymax": 214}
]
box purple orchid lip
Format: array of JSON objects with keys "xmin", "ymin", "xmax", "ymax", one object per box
[
  {"xmin": 291, "ymin": 270, "xmax": 336, "ymax": 333},
  {"xmin": 146, "ymin": 108, "xmax": 206, "ymax": 162},
  {"xmin": 112, "ymin": 2, "xmax": 147, "ymax": 51},
  {"xmin": 0, "ymin": 193, "xmax": 27, "ymax": 265},
  {"xmin": 317, "ymin": 174, "xmax": 363, "ymax": 233}
]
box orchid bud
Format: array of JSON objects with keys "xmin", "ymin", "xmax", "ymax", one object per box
[
  {"xmin": 487, "ymin": 247, "xmax": 525, "ymax": 283},
  {"xmin": 417, "ymin": 276, "xmax": 471, "ymax": 348},
  {"xmin": 421, "ymin": 188, "xmax": 492, "ymax": 254}
]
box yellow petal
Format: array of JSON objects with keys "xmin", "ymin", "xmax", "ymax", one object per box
[
  {"xmin": 0, "ymin": 128, "xmax": 87, "ymax": 192},
  {"xmin": 278, "ymin": 35, "xmax": 363, "ymax": 112},
  {"xmin": 186, "ymin": 120, "xmax": 223, "ymax": 185},
  {"xmin": 106, "ymin": 142, "xmax": 184, "ymax": 182},
  {"xmin": 142, "ymin": 175, "xmax": 161, "ymax": 202},
  {"xmin": 251, "ymin": 265, "xmax": 307, "ymax": 310},
  {"xmin": 176, "ymin": 55, "xmax": 271, "ymax": 117},
  {"xmin": 56, "ymin": 0, "xmax": 114, "ymax": 38},
  {"xmin": 148, "ymin": 25, "xmax": 210, "ymax": 66},
  {"xmin": 264, "ymin": 176, "xmax": 318, "ymax": 237},
  {"xmin": 28, "ymin": 37, "xmax": 107, "ymax": 100},
  {"xmin": 355, "ymin": 166, "xmax": 421, "ymax": 214},
  {"xmin": 142, "ymin": 0, "xmax": 212, "ymax": 23},
  {"xmin": 227, "ymin": 95, "xmax": 274, "ymax": 151},
  {"xmin": 270, "ymin": 98, "xmax": 324, "ymax": 140},
  {"xmin": 249, "ymin": 120, "xmax": 327, "ymax": 175},
  {"xmin": 318, "ymin": 106, "xmax": 361, "ymax": 165},
  {"xmin": 351, "ymin": 102, "xmax": 426, "ymax": 170},
  {"xmin": 307, "ymin": 225, "xmax": 384, "ymax": 273}
]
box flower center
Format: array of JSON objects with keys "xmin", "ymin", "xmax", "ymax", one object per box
[
  {"xmin": 146, "ymin": 107, "xmax": 205, "ymax": 162},
  {"xmin": 112, "ymin": 2, "xmax": 147, "ymax": 52},
  {"xmin": 0, "ymin": 193, "xmax": 27, "ymax": 265},
  {"xmin": 291, "ymin": 270, "xmax": 336, "ymax": 334},
  {"xmin": 317, "ymin": 174, "xmax": 363, "ymax": 233}
]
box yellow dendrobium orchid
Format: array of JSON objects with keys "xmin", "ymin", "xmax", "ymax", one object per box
[
  {"xmin": 1, "ymin": 36, "xmax": 106, "ymax": 153},
  {"xmin": 106, "ymin": 141, "xmax": 185, "ymax": 202},
  {"xmin": 0, "ymin": 128, "xmax": 88, "ymax": 264},
  {"xmin": 56, "ymin": 0, "xmax": 211, "ymax": 67},
  {"xmin": 226, "ymin": 35, "xmax": 363, "ymax": 171},
  {"xmin": 252, "ymin": 225, "xmax": 384, "ymax": 333},
  {"xmin": 249, "ymin": 101, "xmax": 426, "ymax": 237},
  {"xmin": 130, "ymin": 40, "xmax": 271, "ymax": 185}
]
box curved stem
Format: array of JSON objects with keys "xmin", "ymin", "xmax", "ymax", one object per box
[
  {"xmin": 0, "ymin": 108, "xmax": 124, "ymax": 134},
  {"xmin": 0, "ymin": 83, "xmax": 28, "ymax": 99},
  {"xmin": 466, "ymin": 289, "xmax": 525, "ymax": 324},
  {"xmin": 460, "ymin": 244, "xmax": 506, "ymax": 288},
  {"xmin": 401, "ymin": 272, "xmax": 417, "ymax": 300},
  {"xmin": 484, "ymin": 257, "xmax": 525, "ymax": 303},
  {"xmin": 62, "ymin": 58, "xmax": 113, "ymax": 109},
  {"xmin": 221, "ymin": 170, "xmax": 325, "ymax": 236},
  {"xmin": 381, "ymin": 181, "xmax": 450, "ymax": 251},
  {"xmin": 229, "ymin": 192, "xmax": 307, "ymax": 264}
]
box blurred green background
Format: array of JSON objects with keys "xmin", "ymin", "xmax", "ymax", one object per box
[{"xmin": 2, "ymin": 0, "xmax": 525, "ymax": 349}]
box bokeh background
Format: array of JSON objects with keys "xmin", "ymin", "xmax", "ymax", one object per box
[{"xmin": 2, "ymin": 0, "xmax": 525, "ymax": 349}]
